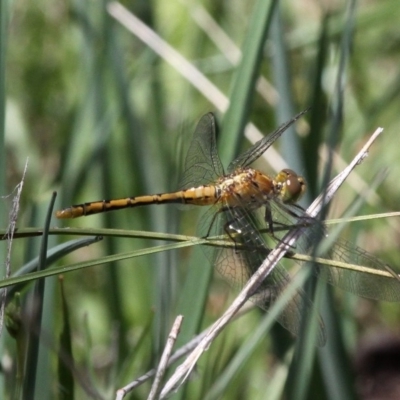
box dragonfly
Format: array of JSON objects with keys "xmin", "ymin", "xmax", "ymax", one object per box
[{"xmin": 56, "ymin": 110, "xmax": 400, "ymax": 345}]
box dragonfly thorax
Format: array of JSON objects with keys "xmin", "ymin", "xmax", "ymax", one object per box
[
  {"xmin": 215, "ymin": 167, "xmax": 305, "ymax": 208},
  {"xmin": 216, "ymin": 168, "xmax": 276, "ymax": 206}
]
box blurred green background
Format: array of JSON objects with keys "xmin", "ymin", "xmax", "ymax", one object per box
[{"xmin": 2, "ymin": 0, "xmax": 400, "ymax": 399}]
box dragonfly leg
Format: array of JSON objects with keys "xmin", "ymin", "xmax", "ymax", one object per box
[
  {"xmin": 203, "ymin": 206, "xmax": 230, "ymax": 238},
  {"xmin": 263, "ymin": 205, "xmax": 299, "ymax": 251},
  {"xmin": 263, "ymin": 203, "xmax": 288, "ymax": 242}
]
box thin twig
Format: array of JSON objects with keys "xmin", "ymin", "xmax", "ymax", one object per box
[
  {"xmin": 0, "ymin": 159, "xmax": 28, "ymax": 337},
  {"xmin": 115, "ymin": 304, "xmax": 254, "ymax": 397},
  {"xmin": 147, "ymin": 316, "xmax": 184, "ymax": 400},
  {"xmin": 107, "ymin": 1, "xmax": 228, "ymax": 111}
]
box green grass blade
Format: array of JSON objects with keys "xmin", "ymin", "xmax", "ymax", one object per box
[
  {"xmin": 270, "ymin": 7, "xmax": 305, "ymax": 174},
  {"xmin": 0, "ymin": 2, "xmax": 8, "ymax": 398},
  {"xmin": 220, "ymin": 0, "xmax": 278, "ymax": 166},
  {"xmin": 0, "ymin": 240, "xmax": 201, "ymax": 289},
  {"xmin": 3, "ymin": 236, "xmax": 102, "ymax": 300},
  {"xmin": 57, "ymin": 277, "xmax": 75, "ymax": 399},
  {"xmin": 22, "ymin": 192, "xmax": 56, "ymax": 398}
]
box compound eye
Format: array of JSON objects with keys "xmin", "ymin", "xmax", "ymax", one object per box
[
  {"xmin": 285, "ymin": 175, "xmax": 304, "ymax": 202},
  {"xmin": 277, "ymin": 169, "xmax": 306, "ymax": 204}
]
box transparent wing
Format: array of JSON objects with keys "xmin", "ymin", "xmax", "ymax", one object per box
[
  {"xmin": 266, "ymin": 200, "xmax": 400, "ymax": 302},
  {"xmin": 199, "ymin": 201, "xmax": 326, "ymax": 346},
  {"xmin": 179, "ymin": 113, "xmax": 225, "ymax": 190},
  {"xmin": 227, "ymin": 108, "xmax": 310, "ymax": 172},
  {"xmin": 318, "ymin": 237, "xmax": 400, "ymax": 302}
]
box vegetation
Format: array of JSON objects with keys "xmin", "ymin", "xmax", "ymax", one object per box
[{"xmin": 1, "ymin": 1, "xmax": 400, "ymax": 399}]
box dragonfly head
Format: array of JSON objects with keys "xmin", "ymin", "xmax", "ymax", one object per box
[{"xmin": 274, "ymin": 169, "xmax": 306, "ymax": 204}]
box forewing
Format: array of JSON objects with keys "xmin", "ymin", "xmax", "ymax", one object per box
[
  {"xmin": 179, "ymin": 113, "xmax": 225, "ymax": 190},
  {"xmin": 227, "ymin": 108, "xmax": 310, "ymax": 172}
]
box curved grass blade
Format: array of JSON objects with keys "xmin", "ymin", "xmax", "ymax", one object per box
[
  {"xmin": 2, "ymin": 236, "xmax": 102, "ymax": 301},
  {"xmin": 0, "ymin": 240, "xmax": 203, "ymax": 290}
]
